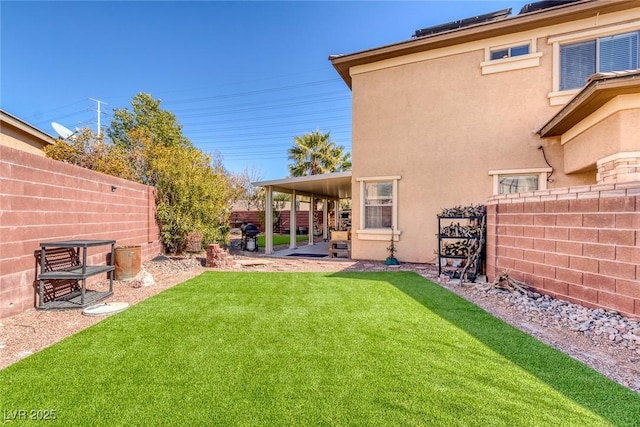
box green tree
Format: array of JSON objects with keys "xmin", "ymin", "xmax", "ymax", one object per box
[
  {"xmin": 148, "ymin": 139, "xmax": 231, "ymax": 252},
  {"xmin": 44, "ymin": 127, "xmax": 133, "ymax": 179},
  {"xmin": 108, "ymin": 93, "xmax": 190, "ymax": 151},
  {"xmin": 287, "ymin": 130, "xmax": 351, "ymax": 176},
  {"xmin": 107, "ymin": 95, "xmax": 233, "ymax": 253},
  {"xmin": 45, "ymin": 93, "xmax": 235, "ymax": 253}
]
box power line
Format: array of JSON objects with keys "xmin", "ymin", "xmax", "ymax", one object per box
[
  {"xmin": 189, "ymin": 128, "xmax": 351, "ymax": 144},
  {"xmin": 30, "ymin": 71, "xmax": 353, "ymax": 167},
  {"xmin": 173, "ymin": 94, "xmax": 350, "ymax": 117},
  {"xmin": 186, "ymin": 116, "xmax": 351, "ymax": 134},
  {"xmin": 161, "ymin": 79, "xmax": 343, "ymax": 106}
]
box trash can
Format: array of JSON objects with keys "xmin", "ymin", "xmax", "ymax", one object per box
[
  {"xmin": 186, "ymin": 232, "xmax": 202, "ymax": 253},
  {"xmin": 115, "ymin": 245, "xmax": 141, "ymax": 281}
]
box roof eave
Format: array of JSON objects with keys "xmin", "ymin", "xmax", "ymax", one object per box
[
  {"xmin": 537, "ymin": 72, "xmax": 640, "ymax": 137},
  {"xmin": 0, "ymin": 109, "xmax": 56, "ymax": 145},
  {"xmin": 330, "ymin": 0, "xmax": 637, "ymax": 89}
]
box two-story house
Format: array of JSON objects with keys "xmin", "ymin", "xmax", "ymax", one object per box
[{"xmin": 325, "ymin": 0, "xmax": 639, "ymax": 263}]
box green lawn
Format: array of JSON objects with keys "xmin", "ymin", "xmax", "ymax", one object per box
[
  {"xmin": 1, "ymin": 272, "xmax": 639, "ymax": 426},
  {"xmin": 257, "ymin": 234, "xmax": 307, "ymax": 247}
]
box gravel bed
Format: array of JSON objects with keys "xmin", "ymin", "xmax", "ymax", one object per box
[{"xmin": 433, "ymin": 278, "xmax": 640, "ymax": 393}]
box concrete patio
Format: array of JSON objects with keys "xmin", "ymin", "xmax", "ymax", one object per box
[{"xmin": 269, "ymin": 241, "xmax": 331, "ymax": 258}]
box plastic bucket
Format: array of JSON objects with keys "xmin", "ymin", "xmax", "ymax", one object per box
[{"xmin": 115, "ymin": 246, "xmax": 141, "ymax": 281}]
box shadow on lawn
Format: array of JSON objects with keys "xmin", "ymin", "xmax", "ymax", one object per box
[{"xmin": 329, "ymin": 270, "xmax": 640, "ymax": 425}]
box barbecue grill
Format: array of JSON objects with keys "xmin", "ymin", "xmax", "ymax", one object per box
[{"xmin": 240, "ymin": 223, "xmax": 260, "ymax": 252}]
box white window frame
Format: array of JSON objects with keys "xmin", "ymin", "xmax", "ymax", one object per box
[
  {"xmin": 557, "ymin": 32, "xmax": 638, "ymax": 91},
  {"xmin": 489, "ymin": 43, "xmax": 530, "ymax": 60},
  {"xmin": 356, "ymin": 176, "xmax": 401, "ymax": 241},
  {"xmin": 481, "ymin": 38, "xmax": 541, "ymax": 75},
  {"xmin": 488, "ymin": 168, "xmax": 552, "ymax": 195},
  {"xmin": 548, "ymin": 21, "xmax": 640, "ymax": 105}
]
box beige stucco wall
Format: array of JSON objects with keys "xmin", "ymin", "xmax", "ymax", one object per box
[
  {"xmin": 349, "ymin": 15, "xmax": 633, "ymax": 262},
  {"xmin": 564, "ymin": 108, "xmax": 640, "ymax": 174},
  {"xmin": 0, "ymin": 120, "xmax": 52, "ymax": 156}
]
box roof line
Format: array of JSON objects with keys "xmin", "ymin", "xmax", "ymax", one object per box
[
  {"xmin": 254, "ymin": 170, "xmax": 352, "ymax": 188},
  {"xmin": 329, "ymin": 0, "xmax": 636, "ymax": 88},
  {"xmin": 0, "ymin": 109, "xmax": 56, "ymax": 144}
]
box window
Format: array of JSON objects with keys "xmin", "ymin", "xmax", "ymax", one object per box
[
  {"xmin": 356, "ymin": 176, "xmax": 400, "ymax": 240},
  {"xmin": 481, "ymin": 38, "xmax": 540, "ymax": 75},
  {"xmin": 364, "ymin": 182, "xmax": 393, "ymax": 228},
  {"xmin": 498, "ymin": 175, "xmax": 539, "ymax": 194},
  {"xmin": 560, "ymin": 31, "xmax": 639, "ymax": 91},
  {"xmin": 490, "ymin": 44, "xmax": 530, "ymax": 60},
  {"xmin": 488, "ymin": 169, "xmax": 551, "ymax": 195}
]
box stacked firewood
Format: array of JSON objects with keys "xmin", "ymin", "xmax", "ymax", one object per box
[
  {"xmin": 442, "ymin": 241, "xmax": 469, "ymax": 257},
  {"xmin": 440, "ymin": 222, "xmax": 481, "ymax": 237},
  {"xmin": 438, "ymin": 204, "xmax": 486, "ymax": 217}
]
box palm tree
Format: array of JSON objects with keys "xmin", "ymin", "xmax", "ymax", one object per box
[{"xmin": 287, "ymin": 130, "xmax": 351, "ymax": 176}]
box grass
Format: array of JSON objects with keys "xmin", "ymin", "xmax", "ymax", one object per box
[
  {"xmin": 1, "ymin": 271, "xmax": 639, "ymax": 426},
  {"xmin": 257, "ymin": 234, "xmax": 307, "ymax": 247}
]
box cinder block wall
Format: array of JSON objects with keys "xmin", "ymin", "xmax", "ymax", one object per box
[
  {"xmin": 229, "ymin": 210, "xmax": 325, "ymax": 234},
  {"xmin": 486, "ymin": 182, "xmax": 640, "ymax": 319},
  {"xmin": 0, "ymin": 146, "xmax": 162, "ymax": 319}
]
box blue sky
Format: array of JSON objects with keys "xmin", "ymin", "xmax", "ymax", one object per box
[{"xmin": 1, "ymin": 1, "xmax": 529, "ymax": 180}]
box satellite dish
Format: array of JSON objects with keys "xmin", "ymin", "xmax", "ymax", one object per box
[{"xmin": 51, "ymin": 122, "xmax": 74, "ymax": 139}]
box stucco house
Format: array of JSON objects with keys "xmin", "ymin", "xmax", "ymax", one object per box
[
  {"xmin": 0, "ymin": 109, "xmax": 55, "ymax": 155},
  {"xmin": 331, "ymin": 0, "xmax": 640, "ymax": 263},
  {"xmin": 258, "ymin": 0, "xmax": 639, "ymax": 264}
]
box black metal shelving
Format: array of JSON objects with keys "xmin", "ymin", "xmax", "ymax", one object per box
[
  {"xmin": 37, "ymin": 240, "xmax": 115, "ymax": 310},
  {"xmin": 437, "ymin": 213, "xmax": 486, "ymax": 282}
]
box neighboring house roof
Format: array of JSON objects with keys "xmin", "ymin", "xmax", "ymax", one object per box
[
  {"xmin": 537, "ymin": 69, "xmax": 640, "ymax": 137},
  {"xmin": 330, "ymin": 0, "xmax": 638, "ymax": 88},
  {"xmin": 0, "ymin": 109, "xmax": 56, "ymax": 146}
]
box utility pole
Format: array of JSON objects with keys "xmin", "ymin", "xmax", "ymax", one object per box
[{"xmin": 89, "ymin": 98, "xmax": 107, "ymax": 136}]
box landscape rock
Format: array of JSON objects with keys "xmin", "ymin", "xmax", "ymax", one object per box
[{"xmin": 128, "ymin": 269, "xmax": 156, "ymax": 288}]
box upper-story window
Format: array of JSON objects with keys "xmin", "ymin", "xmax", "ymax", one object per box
[
  {"xmin": 490, "ymin": 44, "xmax": 530, "ymax": 60},
  {"xmin": 481, "ymin": 38, "xmax": 541, "ymax": 75},
  {"xmin": 560, "ymin": 31, "xmax": 639, "ymax": 91}
]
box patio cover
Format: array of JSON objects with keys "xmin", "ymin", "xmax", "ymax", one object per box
[
  {"xmin": 253, "ymin": 171, "xmax": 352, "ymax": 254},
  {"xmin": 254, "ymin": 171, "xmax": 352, "ymax": 199}
]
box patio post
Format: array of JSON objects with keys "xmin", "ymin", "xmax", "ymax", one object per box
[
  {"xmin": 265, "ymin": 186, "xmax": 273, "ymax": 254},
  {"xmin": 308, "ymin": 194, "xmax": 314, "ymax": 246},
  {"xmin": 322, "ymin": 198, "xmax": 328, "ymax": 240},
  {"xmin": 290, "ymin": 190, "xmax": 297, "ymax": 249}
]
